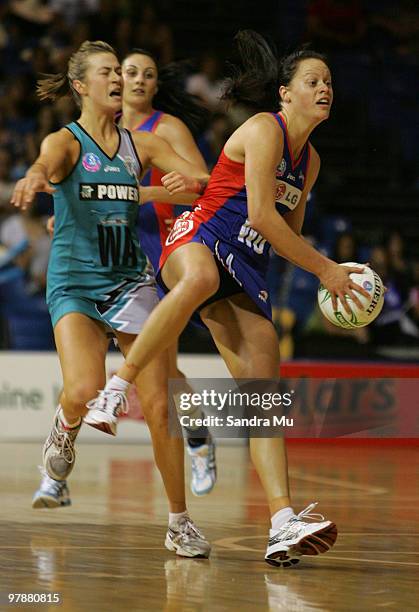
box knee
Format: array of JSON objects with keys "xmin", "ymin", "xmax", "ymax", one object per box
[
  {"xmin": 65, "ymin": 383, "xmax": 100, "ymax": 409},
  {"xmin": 182, "ymin": 268, "xmax": 220, "ymax": 304}
]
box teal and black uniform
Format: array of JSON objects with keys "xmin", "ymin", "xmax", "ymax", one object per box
[{"xmin": 47, "ymin": 121, "xmax": 158, "ymax": 332}]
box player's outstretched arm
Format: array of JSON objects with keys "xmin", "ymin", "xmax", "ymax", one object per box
[
  {"xmin": 11, "ymin": 129, "xmax": 74, "ymax": 210},
  {"xmin": 139, "ymin": 185, "xmax": 198, "ymax": 205},
  {"xmin": 132, "ymin": 131, "xmax": 210, "ymax": 196}
]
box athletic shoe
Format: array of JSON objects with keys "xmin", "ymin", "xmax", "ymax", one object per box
[
  {"xmin": 265, "ymin": 502, "xmax": 337, "ymax": 567},
  {"xmin": 43, "ymin": 407, "xmax": 81, "ymax": 481},
  {"xmin": 32, "ymin": 469, "xmax": 71, "ymax": 508},
  {"xmin": 165, "ymin": 516, "xmax": 211, "ymax": 558},
  {"xmin": 187, "ymin": 437, "xmax": 216, "ymax": 496},
  {"xmin": 84, "ymin": 389, "xmax": 128, "ymax": 435}
]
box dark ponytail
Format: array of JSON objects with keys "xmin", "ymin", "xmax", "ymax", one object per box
[
  {"xmin": 222, "ymin": 30, "xmax": 279, "ymax": 112},
  {"xmin": 124, "ymin": 48, "xmax": 210, "ymax": 138}
]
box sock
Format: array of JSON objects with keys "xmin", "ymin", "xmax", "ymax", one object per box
[
  {"xmin": 168, "ymin": 510, "xmax": 188, "ymax": 526},
  {"xmin": 105, "ymin": 375, "xmax": 129, "ymax": 393},
  {"xmin": 187, "ymin": 436, "xmax": 208, "ymax": 448},
  {"xmin": 271, "ymin": 506, "xmax": 295, "ymax": 531},
  {"xmin": 59, "ymin": 406, "xmax": 81, "ymax": 429}
]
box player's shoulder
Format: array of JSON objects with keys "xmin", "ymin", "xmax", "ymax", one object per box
[
  {"xmin": 40, "ymin": 127, "xmax": 79, "ymax": 155},
  {"xmin": 44, "ymin": 127, "xmax": 76, "ymax": 146},
  {"xmin": 244, "ymin": 112, "xmax": 283, "ymax": 134},
  {"xmin": 156, "ymin": 113, "xmax": 191, "ymax": 139},
  {"xmin": 239, "ymin": 112, "xmax": 284, "ymax": 146}
]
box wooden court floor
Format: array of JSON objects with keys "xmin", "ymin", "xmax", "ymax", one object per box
[{"xmin": 0, "ymin": 440, "xmax": 417, "ymax": 611}]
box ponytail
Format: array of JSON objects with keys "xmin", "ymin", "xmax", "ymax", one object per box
[
  {"xmin": 222, "ymin": 30, "xmax": 279, "ymax": 112},
  {"xmin": 37, "ymin": 72, "xmax": 70, "ymax": 102}
]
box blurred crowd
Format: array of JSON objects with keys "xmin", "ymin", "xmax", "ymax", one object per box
[{"xmin": 0, "ymin": 0, "xmax": 418, "ymax": 356}]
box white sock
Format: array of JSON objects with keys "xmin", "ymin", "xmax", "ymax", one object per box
[
  {"xmin": 271, "ymin": 506, "xmax": 295, "ymax": 531},
  {"xmin": 169, "ymin": 510, "xmax": 188, "ymax": 526},
  {"xmin": 59, "ymin": 406, "xmax": 81, "ymax": 429},
  {"xmin": 105, "ymin": 375, "xmax": 129, "ymax": 393}
]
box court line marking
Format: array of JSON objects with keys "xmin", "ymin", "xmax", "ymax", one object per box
[
  {"xmin": 317, "ymin": 555, "xmax": 419, "ymax": 567},
  {"xmin": 289, "ymin": 470, "xmax": 387, "ymax": 495}
]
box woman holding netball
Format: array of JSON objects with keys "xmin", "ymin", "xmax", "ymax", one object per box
[{"xmin": 86, "ymin": 31, "xmax": 370, "ymax": 567}]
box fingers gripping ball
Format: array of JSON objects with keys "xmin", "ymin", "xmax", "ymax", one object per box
[{"xmin": 318, "ymin": 262, "xmax": 384, "ymax": 329}]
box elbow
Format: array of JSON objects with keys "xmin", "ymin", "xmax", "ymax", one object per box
[{"xmin": 248, "ymin": 212, "xmax": 267, "ymax": 235}]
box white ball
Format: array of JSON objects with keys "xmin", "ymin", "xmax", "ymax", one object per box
[{"xmin": 318, "ymin": 262, "xmax": 385, "ymax": 329}]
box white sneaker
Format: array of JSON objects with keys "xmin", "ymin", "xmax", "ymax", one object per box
[
  {"xmin": 84, "ymin": 389, "xmax": 128, "ymax": 436},
  {"xmin": 265, "ymin": 503, "xmax": 337, "ymax": 567},
  {"xmin": 165, "ymin": 516, "xmax": 211, "ymax": 558},
  {"xmin": 43, "ymin": 407, "xmax": 81, "ymax": 481},
  {"xmin": 32, "ymin": 469, "xmax": 71, "ymax": 508},
  {"xmin": 187, "ymin": 437, "xmax": 216, "ymax": 496}
]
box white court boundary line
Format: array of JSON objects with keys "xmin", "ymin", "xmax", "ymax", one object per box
[{"xmin": 289, "ymin": 470, "xmax": 387, "ymax": 495}]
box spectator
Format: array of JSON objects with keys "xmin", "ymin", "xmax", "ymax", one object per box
[
  {"xmin": 0, "ymin": 148, "xmax": 15, "ymax": 211},
  {"xmin": 332, "ymin": 232, "xmax": 357, "ymax": 264},
  {"xmin": 187, "ymin": 51, "xmax": 225, "ymax": 111},
  {"xmin": 0, "ymin": 202, "xmax": 50, "ymax": 293},
  {"xmin": 136, "ymin": 3, "xmax": 174, "ymax": 65}
]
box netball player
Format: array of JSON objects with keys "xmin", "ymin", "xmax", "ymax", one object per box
[
  {"xmin": 12, "ymin": 40, "xmax": 211, "ymax": 558},
  {"xmin": 86, "ymin": 32, "xmax": 371, "ymax": 567},
  {"xmin": 119, "ymin": 49, "xmax": 216, "ymax": 496}
]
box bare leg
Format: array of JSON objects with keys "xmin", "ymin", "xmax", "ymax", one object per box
[
  {"xmin": 116, "ymin": 333, "xmax": 186, "ymax": 514},
  {"xmin": 117, "ymin": 243, "xmax": 220, "ymax": 382},
  {"xmin": 201, "ymin": 295, "xmax": 291, "ymax": 515},
  {"xmin": 54, "ymin": 313, "xmax": 109, "ymax": 422}
]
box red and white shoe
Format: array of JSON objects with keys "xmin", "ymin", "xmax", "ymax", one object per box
[
  {"xmin": 265, "ymin": 502, "xmax": 337, "ymax": 567},
  {"xmin": 84, "ymin": 389, "xmax": 128, "ymax": 436}
]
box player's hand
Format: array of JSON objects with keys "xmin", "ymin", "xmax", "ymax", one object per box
[
  {"xmin": 11, "ymin": 173, "xmax": 56, "ymax": 210},
  {"xmin": 46, "ymin": 215, "xmax": 55, "ymax": 237},
  {"xmin": 161, "ymin": 172, "xmax": 202, "ymax": 195},
  {"xmin": 319, "ymin": 263, "xmax": 371, "ymax": 314}
]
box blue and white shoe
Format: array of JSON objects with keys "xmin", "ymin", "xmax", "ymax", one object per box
[
  {"xmin": 32, "ymin": 470, "xmax": 71, "ymax": 509},
  {"xmin": 187, "ymin": 437, "xmax": 216, "ymax": 496}
]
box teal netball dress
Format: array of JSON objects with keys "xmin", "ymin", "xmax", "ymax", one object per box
[{"xmin": 47, "ymin": 122, "xmax": 158, "ymax": 332}]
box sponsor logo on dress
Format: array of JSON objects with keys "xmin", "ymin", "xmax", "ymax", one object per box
[
  {"xmin": 299, "ymin": 170, "xmax": 305, "ymax": 182},
  {"xmin": 276, "ymin": 158, "xmax": 286, "ymax": 177},
  {"xmin": 79, "ymin": 183, "xmax": 139, "ymax": 202},
  {"xmin": 165, "ymin": 211, "xmax": 194, "ymax": 245},
  {"xmin": 275, "ymin": 182, "xmax": 287, "ymax": 200},
  {"xmin": 287, "ymin": 172, "xmax": 296, "ymax": 181},
  {"xmin": 82, "ymin": 152, "xmax": 101, "ymax": 172},
  {"xmin": 104, "ymin": 165, "xmax": 120, "ymax": 173},
  {"xmin": 80, "ymin": 185, "xmax": 94, "ymax": 199},
  {"xmin": 275, "ymin": 181, "xmax": 301, "ymax": 210}
]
